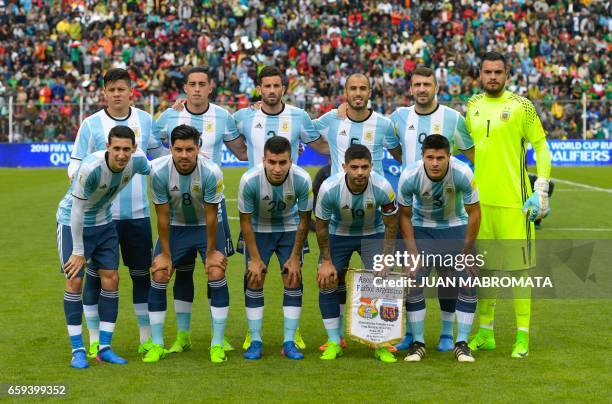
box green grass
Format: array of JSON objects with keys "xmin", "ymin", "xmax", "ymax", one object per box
[{"xmin": 1, "ymin": 166, "xmax": 611, "ymax": 402}]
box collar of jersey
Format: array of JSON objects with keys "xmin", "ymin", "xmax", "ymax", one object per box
[
  {"xmin": 104, "ymin": 107, "xmax": 132, "ymax": 122},
  {"xmin": 261, "ymin": 102, "xmax": 286, "ymax": 116},
  {"xmin": 347, "ymin": 108, "xmax": 373, "ymax": 123},
  {"xmin": 185, "ymin": 103, "xmax": 210, "ymax": 116},
  {"xmin": 414, "ymin": 103, "xmax": 440, "ymax": 117},
  {"xmin": 483, "ymin": 90, "xmax": 509, "ymax": 101},
  {"xmin": 344, "ymin": 173, "xmax": 369, "ymax": 195}
]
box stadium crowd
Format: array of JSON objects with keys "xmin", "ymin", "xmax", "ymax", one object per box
[{"xmin": 0, "ymin": 0, "xmax": 609, "ymax": 142}]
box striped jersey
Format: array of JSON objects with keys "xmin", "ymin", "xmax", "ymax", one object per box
[
  {"xmin": 57, "ymin": 150, "xmax": 151, "ymax": 226},
  {"xmin": 150, "ymin": 155, "xmax": 224, "ymax": 226},
  {"xmin": 154, "ymin": 103, "xmax": 240, "ymax": 166},
  {"xmin": 70, "ymin": 107, "xmax": 160, "ymax": 220},
  {"xmin": 233, "ymin": 103, "xmax": 321, "ymax": 167},
  {"xmin": 316, "ymin": 171, "xmax": 398, "ymax": 236},
  {"xmin": 315, "ymin": 110, "xmax": 399, "ymax": 176},
  {"xmin": 397, "ymin": 157, "xmax": 478, "ymax": 228},
  {"xmin": 238, "ymin": 164, "xmax": 313, "ymax": 233},
  {"xmin": 390, "ymin": 104, "xmax": 473, "ymax": 169}
]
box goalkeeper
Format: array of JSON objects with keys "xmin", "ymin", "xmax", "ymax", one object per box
[{"xmin": 465, "ymin": 52, "xmax": 552, "ymax": 358}]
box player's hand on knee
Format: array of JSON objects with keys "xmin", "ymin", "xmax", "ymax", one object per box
[
  {"xmin": 64, "ymin": 254, "xmax": 86, "ymax": 280},
  {"xmin": 317, "ymin": 260, "xmax": 338, "ymax": 289},
  {"xmin": 206, "ymin": 250, "xmax": 227, "ymax": 272},
  {"xmin": 283, "ymin": 254, "xmax": 302, "ymax": 286},
  {"xmin": 247, "ymin": 258, "xmax": 267, "ymax": 284},
  {"xmin": 152, "ymin": 254, "xmax": 173, "ymax": 282},
  {"xmin": 171, "ymin": 98, "xmax": 187, "ymax": 111}
]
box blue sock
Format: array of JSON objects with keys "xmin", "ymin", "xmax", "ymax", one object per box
[
  {"xmin": 283, "ymin": 285, "xmax": 302, "ymax": 343},
  {"xmin": 64, "ymin": 291, "xmax": 84, "ymax": 352},
  {"xmin": 148, "ymin": 280, "xmax": 168, "ymax": 345},
  {"xmin": 98, "ymin": 289, "xmax": 119, "ymax": 349},
  {"xmin": 174, "ymin": 265, "xmax": 194, "ymax": 333},
  {"xmin": 245, "ymin": 287, "xmax": 264, "ymax": 342},
  {"xmin": 209, "ymin": 278, "xmax": 229, "ymax": 346},
  {"xmin": 83, "ymin": 269, "xmax": 100, "ymax": 342},
  {"xmin": 319, "ymin": 288, "xmax": 340, "ymax": 344},
  {"xmin": 407, "ymin": 289, "xmax": 426, "ymax": 343}
]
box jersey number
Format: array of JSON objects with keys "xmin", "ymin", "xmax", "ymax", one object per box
[
  {"xmin": 267, "ymin": 200, "xmax": 286, "ymax": 212},
  {"xmin": 432, "ymin": 195, "xmax": 443, "ymax": 208},
  {"xmin": 182, "ymin": 193, "xmax": 193, "ymax": 206},
  {"xmin": 418, "ymin": 132, "xmax": 428, "ymax": 144}
]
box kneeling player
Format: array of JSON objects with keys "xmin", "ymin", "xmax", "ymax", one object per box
[
  {"xmin": 146, "ymin": 125, "xmax": 229, "ymax": 363},
  {"xmin": 56, "ymin": 126, "xmax": 151, "ymax": 368},
  {"xmin": 398, "ymin": 135, "xmax": 481, "ymax": 362},
  {"xmin": 315, "ymin": 144, "xmax": 398, "ymax": 362},
  {"xmin": 238, "ymin": 136, "xmax": 313, "ymax": 360}
]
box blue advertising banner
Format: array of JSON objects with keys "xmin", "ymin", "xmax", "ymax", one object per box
[{"xmin": 1, "ymin": 140, "xmax": 610, "ymax": 168}]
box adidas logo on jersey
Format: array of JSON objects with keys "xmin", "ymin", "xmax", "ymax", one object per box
[
  {"xmin": 255, "ymin": 123, "xmax": 263, "ymax": 129},
  {"xmin": 423, "ymin": 191, "xmax": 430, "ymax": 197},
  {"xmin": 171, "ymin": 185, "xmax": 180, "ymax": 192},
  {"xmin": 263, "ymin": 195, "xmax": 271, "ymax": 200},
  {"xmin": 408, "ymin": 124, "xmax": 415, "ymax": 130},
  {"xmin": 340, "ymin": 130, "xmax": 347, "ymax": 136},
  {"xmin": 474, "ymin": 111, "xmax": 480, "ymax": 116},
  {"xmin": 342, "ymin": 204, "xmax": 350, "ymax": 209},
  {"xmin": 100, "ymin": 184, "xmax": 107, "ymax": 189}
]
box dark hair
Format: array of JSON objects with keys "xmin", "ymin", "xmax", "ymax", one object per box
[
  {"xmin": 481, "ymin": 51, "xmax": 507, "ymax": 70},
  {"xmin": 345, "ymin": 73, "xmax": 370, "ymax": 90},
  {"xmin": 421, "ymin": 134, "xmax": 450, "ymax": 154},
  {"xmin": 108, "ymin": 125, "xmax": 135, "ymax": 145},
  {"xmin": 264, "ymin": 136, "xmax": 291, "ymax": 155},
  {"xmin": 258, "ymin": 66, "xmax": 284, "ymax": 85},
  {"xmin": 412, "ymin": 66, "xmax": 437, "ymax": 85},
  {"xmin": 103, "ymin": 68, "xmax": 131, "ymax": 87},
  {"xmin": 345, "ymin": 144, "xmax": 372, "ymax": 164},
  {"xmin": 185, "ymin": 66, "xmax": 210, "ymax": 83},
  {"xmin": 171, "ymin": 124, "xmax": 200, "ymax": 146}
]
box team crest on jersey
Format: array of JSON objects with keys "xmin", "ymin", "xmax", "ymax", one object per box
[
  {"xmin": 445, "ymin": 185, "xmax": 454, "ymax": 194},
  {"xmin": 432, "ymin": 123, "xmax": 441, "ymax": 133},
  {"xmin": 204, "ymin": 121, "xmax": 214, "ymax": 133},
  {"xmin": 192, "ymin": 184, "xmax": 201, "ymax": 193},
  {"xmin": 500, "ymin": 110, "xmax": 511, "ymax": 121},
  {"xmin": 285, "ymin": 193, "xmax": 294, "ymax": 203},
  {"xmin": 365, "ymin": 199, "xmax": 374, "ymax": 210},
  {"xmin": 130, "ymin": 126, "xmax": 141, "ymax": 139},
  {"xmin": 216, "ymin": 179, "xmax": 223, "ymax": 194},
  {"xmin": 364, "ymin": 130, "xmax": 374, "ymax": 142},
  {"xmin": 280, "ymin": 120, "xmax": 290, "ymax": 133}
]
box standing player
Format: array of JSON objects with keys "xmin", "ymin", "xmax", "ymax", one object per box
[
  {"xmin": 315, "ymin": 73, "xmax": 402, "ymax": 177},
  {"xmin": 466, "ymin": 52, "xmax": 552, "ymax": 358},
  {"xmin": 146, "ymin": 125, "xmax": 229, "ymax": 363},
  {"xmin": 233, "ymin": 66, "xmax": 329, "ymax": 166},
  {"xmin": 57, "ymin": 126, "xmax": 150, "ymax": 368},
  {"xmin": 155, "ymin": 66, "xmax": 246, "ymax": 353},
  {"xmin": 238, "ymin": 136, "xmax": 313, "ymax": 360},
  {"xmin": 315, "ymin": 145, "xmax": 398, "ymax": 362},
  {"xmin": 391, "ymin": 67, "xmax": 475, "ymax": 351},
  {"xmin": 68, "ymin": 68, "xmax": 163, "ymax": 357},
  {"xmin": 398, "ymin": 135, "xmax": 481, "ymax": 363}
]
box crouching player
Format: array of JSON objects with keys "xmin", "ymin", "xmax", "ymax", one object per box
[
  {"xmin": 56, "ymin": 126, "xmax": 150, "ymax": 368},
  {"xmin": 315, "ymin": 144, "xmax": 398, "ymax": 362},
  {"xmin": 238, "ymin": 136, "xmax": 313, "ymax": 360},
  {"xmin": 146, "ymin": 125, "xmax": 229, "ymax": 363},
  {"xmin": 398, "ymin": 135, "xmax": 481, "ymax": 362}
]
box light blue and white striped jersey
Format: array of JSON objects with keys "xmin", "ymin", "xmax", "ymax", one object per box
[
  {"xmin": 390, "ymin": 104, "xmax": 473, "ymax": 169},
  {"xmin": 314, "ymin": 110, "xmax": 399, "ymax": 176},
  {"xmin": 397, "ymin": 157, "xmax": 478, "ymax": 228},
  {"xmin": 150, "ymin": 155, "xmax": 224, "ymax": 226},
  {"xmin": 57, "ymin": 150, "xmax": 151, "ymax": 226},
  {"xmin": 315, "ymin": 171, "xmax": 397, "ymax": 236},
  {"xmin": 154, "ymin": 103, "xmax": 240, "ymax": 166},
  {"xmin": 233, "ymin": 103, "xmax": 321, "ymax": 167},
  {"xmin": 70, "ymin": 107, "xmax": 160, "ymax": 220},
  {"xmin": 238, "ymin": 164, "xmax": 313, "ymax": 233}
]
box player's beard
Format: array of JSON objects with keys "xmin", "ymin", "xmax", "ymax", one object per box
[
  {"xmin": 414, "ymin": 93, "xmax": 435, "ymax": 109},
  {"xmin": 263, "ymin": 92, "xmax": 282, "ymax": 107},
  {"xmin": 484, "ymin": 82, "xmax": 505, "ymax": 97},
  {"xmin": 348, "ymin": 97, "xmax": 367, "ymax": 111}
]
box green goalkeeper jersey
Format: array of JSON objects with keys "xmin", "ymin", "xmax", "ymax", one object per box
[{"xmin": 466, "ymin": 90, "xmax": 550, "ymax": 209}]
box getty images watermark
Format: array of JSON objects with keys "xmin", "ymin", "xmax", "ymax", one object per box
[{"xmin": 370, "ymin": 251, "xmax": 554, "ymax": 289}]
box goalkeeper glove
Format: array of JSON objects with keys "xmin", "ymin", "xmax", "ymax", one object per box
[{"xmin": 522, "ymin": 178, "xmax": 551, "ymax": 221}]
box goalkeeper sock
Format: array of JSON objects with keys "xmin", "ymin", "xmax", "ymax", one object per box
[{"xmin": 512, "ymin": 271, "xmax": 532, "ymax": 332}]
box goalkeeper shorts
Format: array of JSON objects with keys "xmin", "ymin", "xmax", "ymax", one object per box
[{"xmin": 477, "ymin": 205, "xmax": 535, "ymax": 271}]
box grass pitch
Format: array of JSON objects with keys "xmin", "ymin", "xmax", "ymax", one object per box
[{"xmin": 1, "ymin": 166, "xmax": 610, "ymax": 402}]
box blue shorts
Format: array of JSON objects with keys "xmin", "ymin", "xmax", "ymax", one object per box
[
  {"xmin": 57, "ymin": 222, "xmax": 119, "ymax": 277},
  {"xmin": 219, "ymin": 199, "xmax": 235, "ymax": 256},
  {"xmin": 322, "ymin": 233, "xmax": 385, "ymax": 280},
  {"xmin": 244, "ymin": 231, "xmax": 301, "ymax": 272},
  {"xmin": 114, "ymin": 218, "xmax": 153, "ymax": 270},
  {"xmin": 413, "ymin": 225, "xmax": 467, "ymax": 256},
  {"xmin": 236, "ymin": 231, "xmax": 309, "ymax": 255},
  {"xmin": 154, "ymin": 224, "xmax": 227, "ymax": 267}
]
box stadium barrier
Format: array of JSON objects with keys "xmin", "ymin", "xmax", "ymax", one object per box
[{"xmin": 1, "ymin": 140, "xmax": 610, "ymax": 168}]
